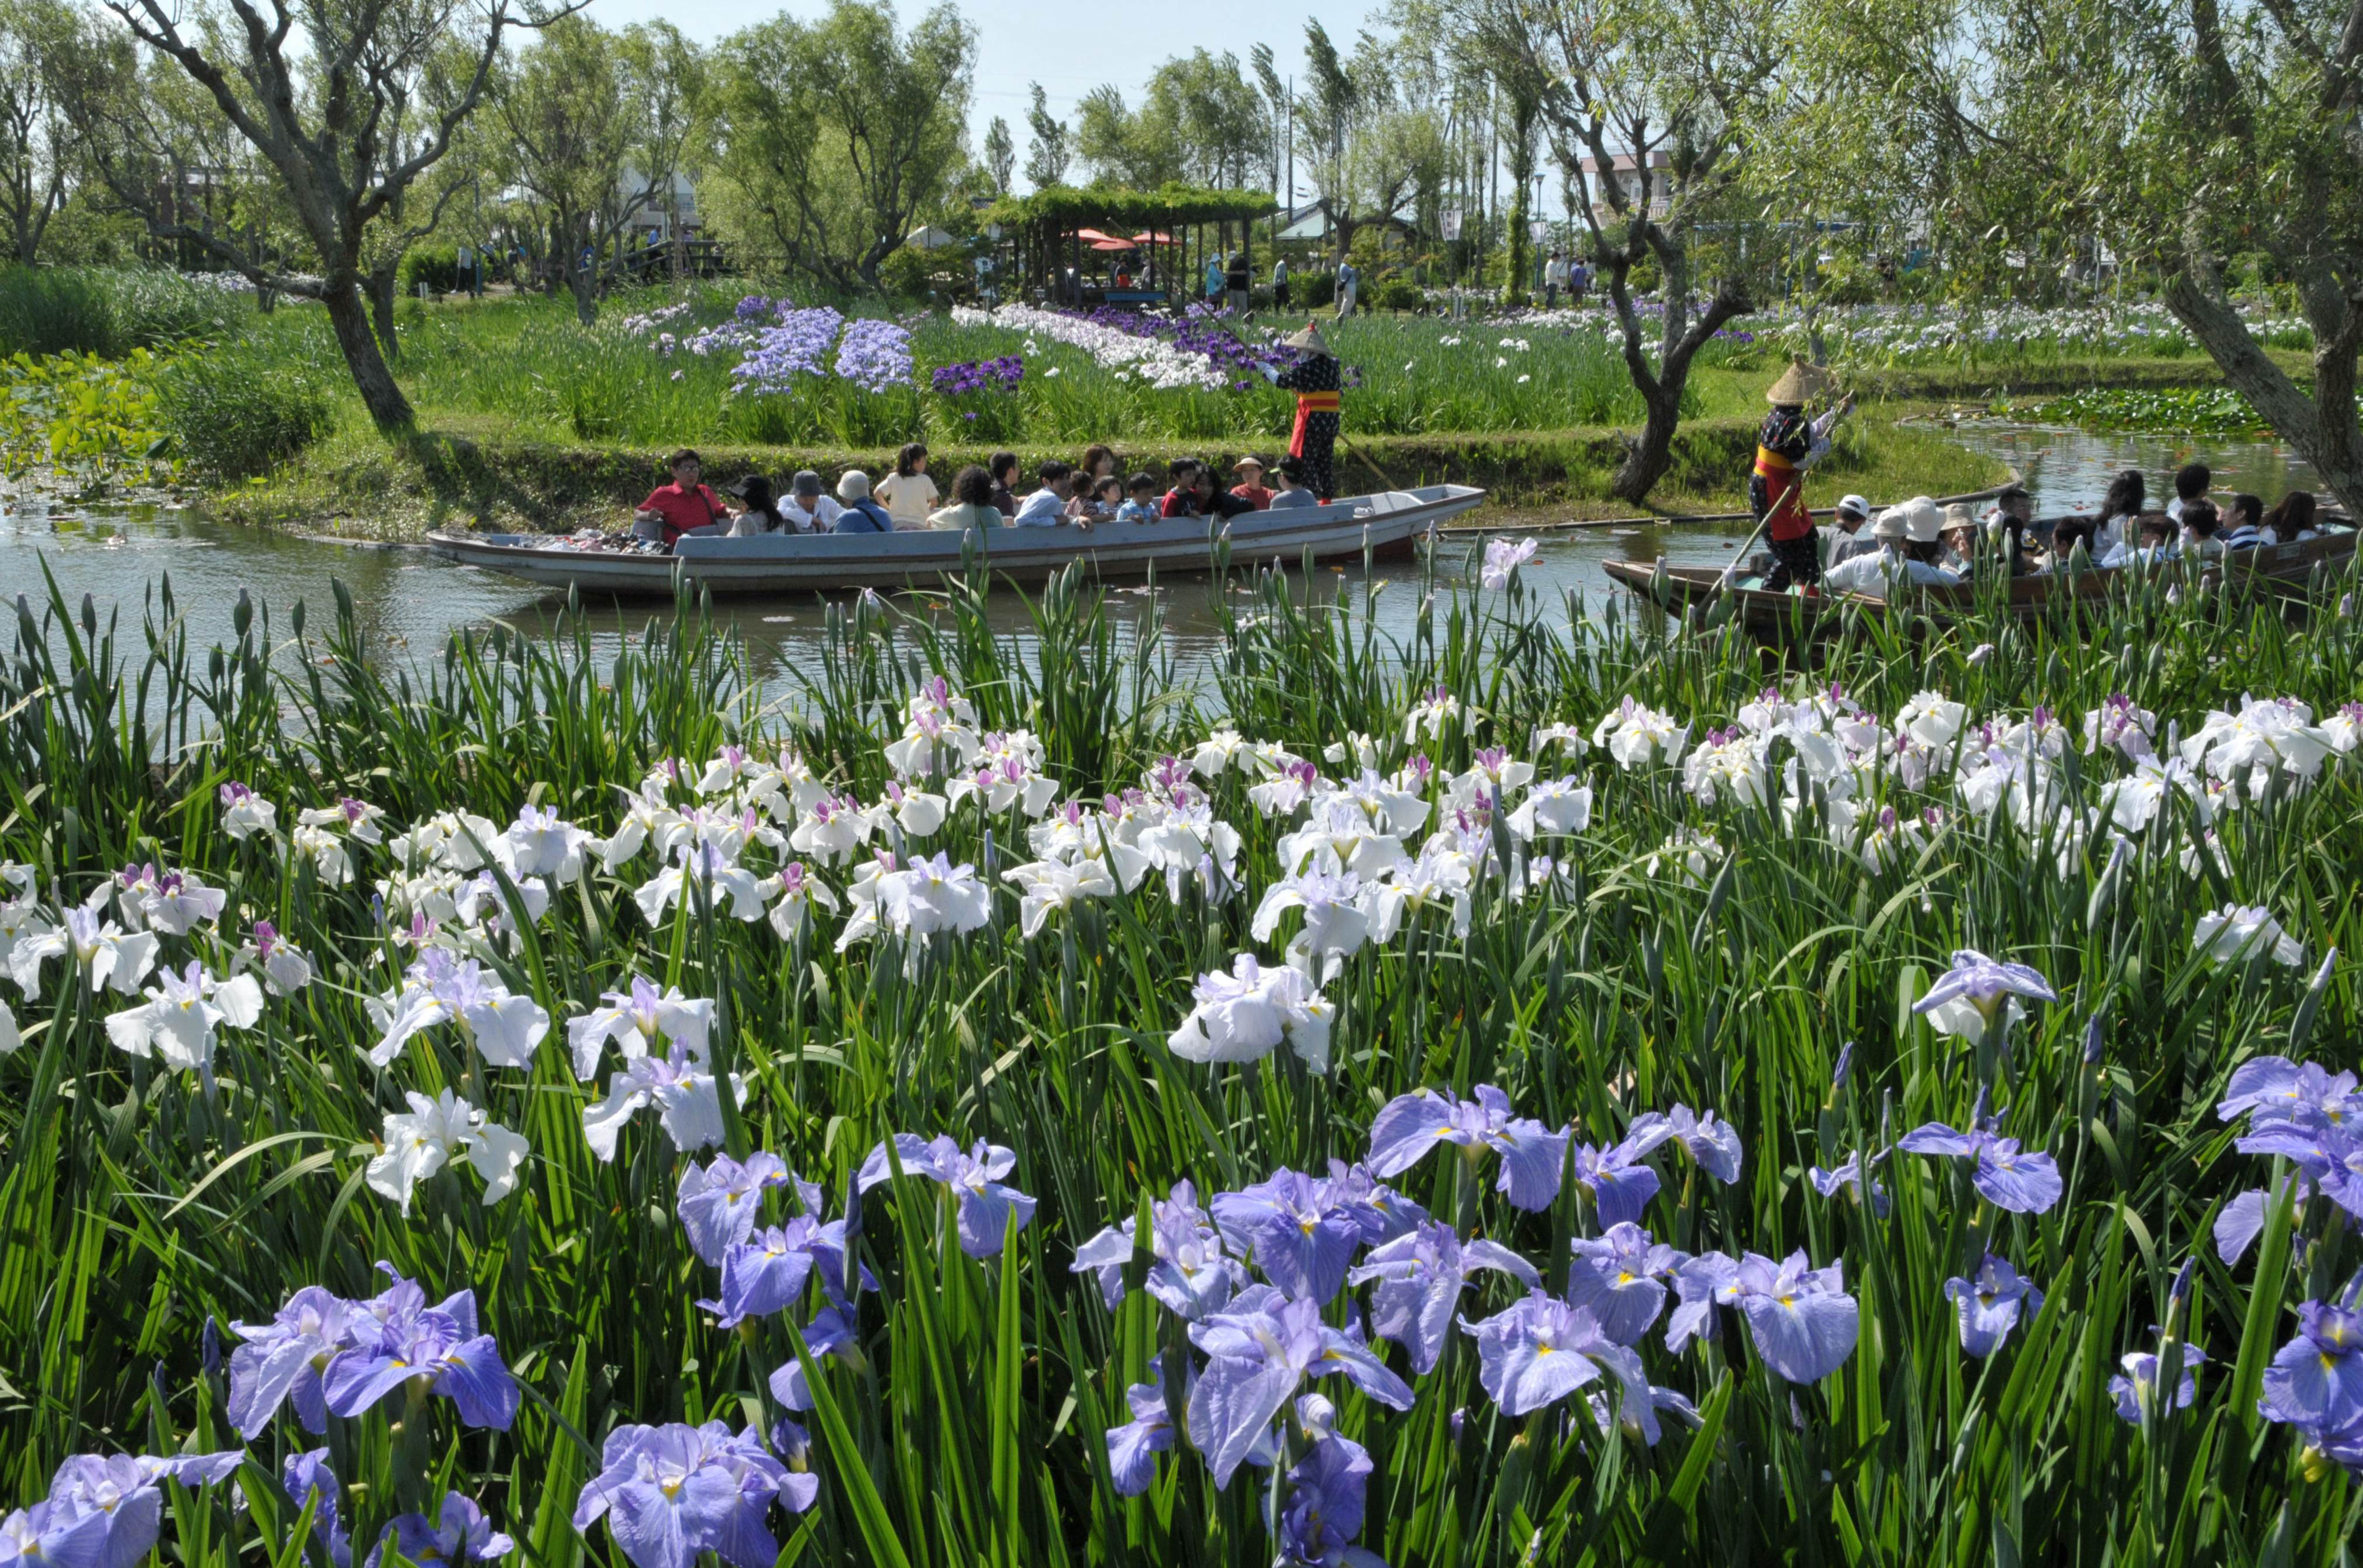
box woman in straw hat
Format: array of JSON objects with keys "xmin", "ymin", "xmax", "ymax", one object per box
[
  {"xmin": 1751, "ymin": 356, "xmax": 1855, "ymax": 590},
  {"xmin": 1260, "ymin": 323, "xmax": 1345, "ymax": 503}
]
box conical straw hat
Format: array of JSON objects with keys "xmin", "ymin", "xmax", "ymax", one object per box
[
  {"xmin": 1765, "ymin": 356, "xmax": 1833, "ymax": 404},
  {"xmin": 1282, "ymin": 321, "xmax": 1334, "ymax": 356}
]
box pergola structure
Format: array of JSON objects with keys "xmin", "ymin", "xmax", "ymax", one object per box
[{"xmin": 983, "ymin": 184, "xmax": 1278, "ymax": 311}]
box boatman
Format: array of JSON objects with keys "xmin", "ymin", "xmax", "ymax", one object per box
[
  {"xmin": 1752, "ymin": 357, "xmax": 1855, "ymax": 590},
  {"xmin": 1258, "ymin": 323, "xmax": 1344, "ymax": 503}
]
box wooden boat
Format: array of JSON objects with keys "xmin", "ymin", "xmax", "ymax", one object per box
[
  {"xmin": 427, "ymin": 484, "xmax": 1485, "ymax": 596},
  {"xmin": 1603, "ymin": 519, "xmax": 2358, "ymax": 640}
]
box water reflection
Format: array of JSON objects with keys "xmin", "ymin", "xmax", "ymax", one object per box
[{"xmin": 0, "ymin": 421, "xmax": 2322, "ymax": 702}]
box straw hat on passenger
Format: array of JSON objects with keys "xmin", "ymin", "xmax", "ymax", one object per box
[
  {"xmin": 1765, "ymin": 356, "xmax": 1835, "ymax": 405},
  {"xmin": 1904, "ymin": 497, "xmax": 1944, "ymax": 543},
  {"xmin": 1282, "ymin": 322, "xmax": 1334, "ymax": 357}
]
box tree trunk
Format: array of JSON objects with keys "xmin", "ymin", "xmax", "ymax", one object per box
[
  {"xmin": 2163, "ymin": 265, "xmax": 2363, "ymax": 518},
  {"xmin": 1606, "ymin": 235, "xmax": 1750, "ymax": 501},
  {"xmin": 365, "ymin": 264, "xmax": 401, "ymax": 362},
  {"xmin": 569, "ymin": 262, "xmax": 599, "ymax": 326},
  {"xmin": 321, "ymin": 282, "xmax": 415, "ymax": 432}
]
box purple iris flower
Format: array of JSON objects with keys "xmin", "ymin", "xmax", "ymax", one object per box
[
  {"xmin": 228, "ymin": 1285, "xmax": 352, "ymax": 1437},
  {"xmin": 697, "ymin": 1216, "xmax": 854, "ymax": 1328},
  {"xmin": 1184, "ymin": 1286, "xmax": 1414, "ymax": 1486},
  {"xmin": 2215, "ymin": 1173, "xmax": 2314, "ymax": 1263},
  {"xmin": 1944, "ymin": 1254, "xmax": 2044, "ymax": 1357},
  {"xmin": 1807, "ymin": 1151, "xmax": 1891, "ymax": 1217},
  {"xmin": 2233, "ymin": 1121, "xmax": 2363, "ymax": 1221},
  {"xmin": 1912, "ymin": 949, "xmax": 2058, "ymax": 1036},
  {"xmin": 1070, "ymin": 1179, "xmax": 1248, "ymax": 1321},
  {"xmin": 2259, "ymin": 1294, "xmax": 2363, "ymax": 1435},
  {"xmin": 857, "ymin": 1134, "xmax": 1038, "ymax": 1258},
  {"xmin": 765, "ymin": 1305, "xmax": 859, "ymax": 1412},
  {"xmin": 1318, "ymin": 1160, "xmax": 1433, "ymax": 1243},
  {"xmin": 0, "ymin": 1501, "xmax": 108, "ymax": 1568},
  {"xmin": 1458, "ymin": 1291, "xmax": 1615, "ymax": 1416},
  {"xmin": 1210, "ymin": 1170, "xmax": 1368, "ymax": 1304},
  {"xmin": 2109, "ymin": 1339, "xmax": 2205, "ymax": 1423},
  {"xmin": 572, "ymin": 1422, "xmax": 813, "ymax": 1568},
  {"xmin": 676, "ymin": 1154, "xmax": 813, "ymax": 1266},
  {"xmin": 1653, "ymin": 1104, "xmax": 1744, "ymax": 1184},
  {"xmin": 1667, "ymin": 1250, "xmax": 1860, "ymax": 1383},
  {"xmin": 320, "ymin": 1269, "xmax": 516, "ymax": 1430},
  {"xmin": 360, "ymin": 1494, "xmax": 513, "ymax": 1568},
  {"xmin": 1365, "ymin": 1085, "xmax": 1570, "ymax": 1211},
  {"xmin": 1565, "ymin": 1223, "xmax": 1686, "ymax": 1346},
  {"xmin": 1897, "ymin": 1118, "xmax": 2065, "ymax": 1213},
  {"xmin": 1103, "ymin": 1369, "xmax": 1178, "ymax": 1497},
  {"xmin": 1346, "ymin": 1219, "xmax": 1540, "ymax": 1373},
  {"xmin": 42, "ymin": 1454, "xmax": 243, "ymax": 1568},
  {"xmin": 1275, "ymin": 1399, "xmax": 1376, "ymax": 1566},
  {"xmin": 1567, "ymin": 1119, "xmax": 1680, "ymax": 1228},
  {"xmin": 2216, "ymin": 1056, "xmax": 2363, "ymax": 1126},
  {"xmin": 282, "ymin": 1450, "xmax": 350, "ymax": 1568}
]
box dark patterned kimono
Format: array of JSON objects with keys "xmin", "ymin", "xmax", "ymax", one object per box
[
  {"xmin": 1751, "ymin": 405, "xmax": 1822, "ymax": 589},
  {"xmin": 1272, "ymin": 352, "xmax": 1343, "ymax": 502}
]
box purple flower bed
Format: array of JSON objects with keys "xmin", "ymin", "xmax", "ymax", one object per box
[
  {"xmin": 733, "ymin": 307, "xmax": 846, "ymax": 396},
  {"xmin": 834, "ymin": 317, "xmax": 914, "ymax": 393},
  {"xmin": 931, "ymin": 356, "xmax": 1026, "ymax": 395}
]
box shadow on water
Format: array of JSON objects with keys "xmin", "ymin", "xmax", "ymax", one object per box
[{"xmin": 2, "ymin": 421, "xmax": 2322, "ymax": 703}]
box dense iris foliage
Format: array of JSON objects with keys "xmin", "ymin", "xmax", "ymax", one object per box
[{"xmin": 2, "ymin": 549, "xmax": 2361, "ymax": 1567}]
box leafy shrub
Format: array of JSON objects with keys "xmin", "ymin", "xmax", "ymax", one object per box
[
  {"xmin": 0, "ymin": 266, "xmax": 244, "ymax": 357},
  {"xmin": 1294, "ymin": 270, "xmax": 1335, "ymax": 307},
  {"xmin": 877, "ymin": 246, "xmax": 939, "ymax": 299},
  {"xmin": 1372, "ymin": 277, "xmax": 1426, "ymax": 312},
  {"xmin": 159, "ymin": 349, "xmax": 334, "ymax": 479},
  {"xmin": 399, "ymin": 244, "xmax": 462, "ymax": 295}
]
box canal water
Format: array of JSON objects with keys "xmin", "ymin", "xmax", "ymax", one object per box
[{"xmin": 0, "ymin": 424, "xmax": 2320, "ymax": 700}]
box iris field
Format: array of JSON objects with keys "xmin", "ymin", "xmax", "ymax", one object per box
[{"xmin": 4, "ymin": 545, "xmax": 2363, "ymax": 1568}]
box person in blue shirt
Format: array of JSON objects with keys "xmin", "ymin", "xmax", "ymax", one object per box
[
  {"xmin": 1114, "ymin": 472, "xmax": 1162, "ymax": 523},
  {"xmin": 1013, "ymin": 461, "xmax": 1076, "ymax": 526},
  {"xmin": 831, "ymin": 471, "xmax": 894, "ymax": 532}
]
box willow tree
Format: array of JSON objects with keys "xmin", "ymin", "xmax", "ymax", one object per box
[
  {"xmin": 1447, "ymin": 0, "xmax": 1790, "ymax": 501},
  {"xmin": 1787, "ymin": 0, "xmax": 2363, "ymax": 516},
  {"xmin": 86, "ymin": 0, "xmax": 573, "ymax": 430},
  {"xmin": 709, "ymin": 0, "xmax": 973, "ymax": 291}
]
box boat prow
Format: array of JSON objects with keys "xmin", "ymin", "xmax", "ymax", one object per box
[{"xmin": 428, "ymin": 484, "xmax": 1486, "ymax": 595}]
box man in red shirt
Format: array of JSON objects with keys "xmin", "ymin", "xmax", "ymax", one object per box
[
  {"xmin": 1229, "ymin": 455, "xmax": 1273, "ymax": 509},
  {"xmin": 637, "ymin": 449, "xmax": 730, "ymax": 546}
]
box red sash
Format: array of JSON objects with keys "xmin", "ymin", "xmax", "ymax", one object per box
[
  {"xmin": 1290, "ymin": 391, "xmax": 1341, "ymax": 457},
  {"xmin": 1754, "ymin": 447, "xmax": 1813, "ymax": 541}
]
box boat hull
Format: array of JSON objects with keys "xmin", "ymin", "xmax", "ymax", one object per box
[{"xmin": 427, "ymin": 485, "xmax": 1484, "ymax": 595}]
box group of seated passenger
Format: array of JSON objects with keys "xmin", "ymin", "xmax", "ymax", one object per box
[
  {"xmin": 1808, "ymin": 466, "xmax": 2327, "ymax": 598},
  {"xmin": 632, "ymin": 444, "xmax": 1326, "ymax": 548}
]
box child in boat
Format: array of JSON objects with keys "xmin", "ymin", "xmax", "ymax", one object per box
[
  {"xmin": 1160, "ymin": 458, "xmax": 1203, "ymax": 517},
  {"xmin": 1013, "ymin": 461, "xmax": 1077, "ymax": 527},
  {"xmin": 2101, "ymin": 511, "xmax": 2175, "ymax": 566},
  {"xmin": 875, "ymin": 443, "xmax": 939, "ymax": 529},
  {"xmin": 1073, "ymin": 475, "xmax": 1123, "ymax": 523},
  {"xmin": 1115, "ymin": 474, "xmax": 1162, "ymax": 523},
  {"xmin": 2168, "ymin": 461, "xmax": 2211, "ymax": 523},
  {"xmin": 2044, "ymin": 516, "xmax": 2098, "ymax": 569},
  {"xmin": 2181, "ymin": 498, "xmax": 2225, "ymax": 557}
]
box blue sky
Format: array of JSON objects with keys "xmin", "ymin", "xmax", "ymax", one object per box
[{"xmin": 584, "ymin": 0, "xmax": 1375, "ymax": 191}]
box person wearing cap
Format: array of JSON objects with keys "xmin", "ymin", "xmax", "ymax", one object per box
[
  {"xmin": 830, "ymin": 471, "xmax": 894, "ymax": 533},
  {"xmin": 635, "ymin": 448, "xmax": 733, "ymax": 548},
  {"xmin": 726, "ymin": 474, "xmax": 790, "ymax": 536},
  {"xmin": 779, "ymin": 470, "xmax": 841, "ymax": 534},
  {"xmin": 1823, "ymin": 493, "xmax": 1877, "ymax": 565},
  {"xmin": 1822, "ymin": 497, "xmax": 1959, "ymax": 597},
  {"xmin": 1750, "ymin": 357, "xmax": 1855, "ymax": 590},
  {"xmin": 1268, "ymin": 456, "xmax": 1318, "ymax": 509},
  {"xmin": 1260, "ymin": 324, "xmax": 1344, "ymax": 502},
  {"xmin": 1230, "ymin": 455, "xmax": 1274, "ymax": 510}
]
